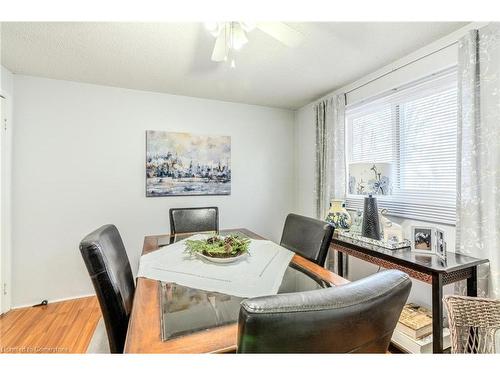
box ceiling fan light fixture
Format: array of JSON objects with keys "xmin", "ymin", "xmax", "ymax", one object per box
[
  {"xmin": 231, "ymin": 25, "xmax": 248, "ymax": 50},
  {"xmin": 208, "ymin": 22, "xmax": 302, "ymax": 65}
]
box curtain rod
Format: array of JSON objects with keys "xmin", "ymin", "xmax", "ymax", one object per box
[
  {"xmin": 317, "ymin": 40, "xmax": 460, "ymax": 104},
  {"xmin": 344, "ymin": 40, "xmax": 459, "ymax": 96}
]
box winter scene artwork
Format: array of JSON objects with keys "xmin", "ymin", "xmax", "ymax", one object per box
[{"xmin": 146, "ymin": 131, "xmax": 231, "ymax": 196}]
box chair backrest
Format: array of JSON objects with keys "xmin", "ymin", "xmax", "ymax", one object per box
[
  {"xmin": 79, "ymin": 224, "xmax": 135, "ymax": 353},
  {"xmin": 443, "ymin": 295, "xmax": 500, "ymax": 354},
  {"xmin": 169, "ymin": 207, "xmax": 219, "ymax": 235},
  {"xmin": 237, "ymin": 270, "xmax": 411, "ymax": 353},
  {"xmin": 280, "ymin": 213, "xmax": 334, "ymax": 266}
]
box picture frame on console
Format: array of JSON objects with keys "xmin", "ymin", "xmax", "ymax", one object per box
[
  {"xmin": 435, "ymin": 228, "xmax": 447, "ymax": 261},
  {"xmin": 410, "ymin": 226, "xmax": 436, "ymax": 255}
]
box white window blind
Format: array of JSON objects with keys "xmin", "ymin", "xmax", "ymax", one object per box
[{"xmin": 345, "ymin": 68, "xmax": 458, "ymax": 224}]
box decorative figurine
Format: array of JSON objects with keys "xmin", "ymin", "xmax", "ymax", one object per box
[{"xmin": 350, "ymin": 209, "xmax": 363, "ymax": 235}]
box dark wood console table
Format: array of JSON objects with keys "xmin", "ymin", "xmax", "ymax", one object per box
[{"xmin": 330, "ymin": 232, "xmax": 489, "ymax": 354}]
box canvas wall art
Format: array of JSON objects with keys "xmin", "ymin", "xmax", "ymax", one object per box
[{"xmin": 146, "ymin": 131, "xmax": 231, "ymax": 196}]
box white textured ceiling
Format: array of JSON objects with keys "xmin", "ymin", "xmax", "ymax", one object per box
[{"xmin": 1, "ymin": 22, "xmax": 467, "ymax": 109}]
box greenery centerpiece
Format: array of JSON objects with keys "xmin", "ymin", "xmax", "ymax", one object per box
[{"xmin": 185, "ymin": 235, "xmax": 250, "ymax": 259}]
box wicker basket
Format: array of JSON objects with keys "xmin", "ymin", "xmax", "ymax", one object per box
[{"xmin": 443, "ymin": 295, "xmax": 500, "ymax": 354}]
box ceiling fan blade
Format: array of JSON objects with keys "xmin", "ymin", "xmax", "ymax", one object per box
[
  {"xmin": 211, "ymin": 34, "xmax": 227, "ymax": 62},
  {"xmin": 256, "ymin": 22, "xmax": 304, "ymax": 47}
]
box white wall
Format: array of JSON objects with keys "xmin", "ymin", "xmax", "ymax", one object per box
[
  {"xmin": 293, "ymin": 34, "xmax": 464, "ymax": 309},
  {"xmin": 1, "ymin": 65, "xmax": 14, "ymax": 313},
  {"xmin": 294, "ymin": 102, "xmax": 315, "ymax": 218},
  {"xmin": 11, "ymin": 75, "xmax": 295, "ymax": 307}
]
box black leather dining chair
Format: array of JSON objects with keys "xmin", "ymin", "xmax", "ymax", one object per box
[
  {"xmin": 280, "ymin": 213, "xmax": 334, "ymax": 266},
  {"xmin": 169, "ymin": 206, "xmax": 219, "ymax": 235},
  {"xmin": 237, "ymin": 270, "xmax": 411, "ymax": 353},
  {"xmin": 79, "ymin": 224, "xmax": 135, "ymax": 354}
]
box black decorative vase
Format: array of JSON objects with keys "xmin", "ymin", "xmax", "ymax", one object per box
[{"xmin": 362, "ymin": 195, "xmax": 381, "ymax": 240}]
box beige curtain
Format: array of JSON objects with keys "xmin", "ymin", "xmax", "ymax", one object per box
[
  {"xmin": 314, "ymin": 95, "xmax": 346, "ymax": 220},
  {"xmin": 456, "ymin": 23, "xmax": 500, "ymax": 298}
]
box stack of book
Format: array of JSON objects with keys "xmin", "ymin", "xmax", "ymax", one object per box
[{"xmin": 391, "ymin": 303, "xmax": 450, "ymax": 353}]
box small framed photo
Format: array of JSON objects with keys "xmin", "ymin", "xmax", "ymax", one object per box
[
  {"xmin": 411, "ymin": 226, "xmax": 436, "ymax": 254},
  {"xmin": 435, "ymin": 228, "xmax": 447, "ymax": 261}
]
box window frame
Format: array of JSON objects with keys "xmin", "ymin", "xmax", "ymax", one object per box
[{"xmin": 343, "ymin": 67, "xmax": 458, "ymax": 225}]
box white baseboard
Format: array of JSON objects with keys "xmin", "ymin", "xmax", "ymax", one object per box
[{"xmin": 11, "ymin": 293, "xmax": 97, "ymax": 310}]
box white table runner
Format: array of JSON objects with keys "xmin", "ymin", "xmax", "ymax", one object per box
[{"xmin": 137, "ymin": 234, "xmax": 294, "ymax": 298}]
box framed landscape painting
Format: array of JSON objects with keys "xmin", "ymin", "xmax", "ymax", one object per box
[{"xmin": 146, "ymin": 131, "xmax": 231, "ymax": 196}]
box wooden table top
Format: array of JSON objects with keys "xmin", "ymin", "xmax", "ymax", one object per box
[{"xmin": 124, "ymin": 228, "xmax": 349, "ymax": 353}]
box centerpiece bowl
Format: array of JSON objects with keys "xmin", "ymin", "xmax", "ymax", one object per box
[{"xmin": 185, "ymin": 235, "xmax": 250, "ymax": 264}]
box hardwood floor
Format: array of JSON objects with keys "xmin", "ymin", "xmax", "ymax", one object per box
[
  {"xmin": 0, "ymin": 295, "xmax": 403, "ymax": 354},
  {"xmin": 0, "ymin": 296, "xmax": 101, "ymax": 354}
]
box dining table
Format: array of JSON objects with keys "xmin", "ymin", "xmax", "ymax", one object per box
[{"xmin": 124, "ymin": 228, "xmax": 349, "ymax": 353}]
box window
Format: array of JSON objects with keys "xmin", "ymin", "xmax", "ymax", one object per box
[{"xmin": 345, "ymin": 68, "xmax": 458, "ymax": 224}]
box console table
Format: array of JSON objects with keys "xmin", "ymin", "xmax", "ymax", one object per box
[{"xmin": 330, "ymin": 232, "xmax": 489, "ymax": 354}]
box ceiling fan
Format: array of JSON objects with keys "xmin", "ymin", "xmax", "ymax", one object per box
[{"xmin": 205, "ymin": 22, "xmax": 304, "ymax": 68}]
